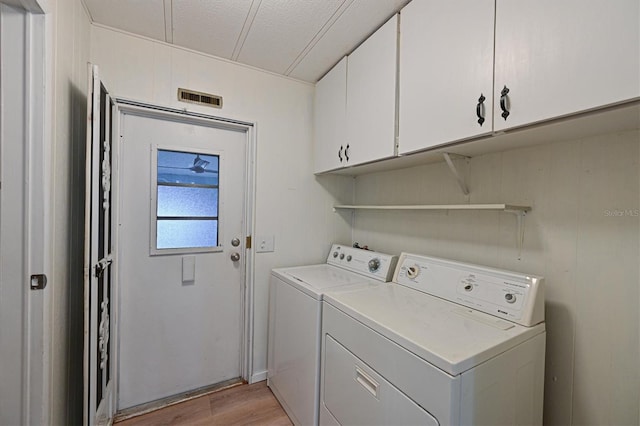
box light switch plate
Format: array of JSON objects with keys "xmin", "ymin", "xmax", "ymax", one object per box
[
  {"xmin": 256, "ymin": 235, "xmax": 275, "ymax": 253},
  {"xmin": 182, "ymin": 256, "xmax": 195, "ymax": 282}
]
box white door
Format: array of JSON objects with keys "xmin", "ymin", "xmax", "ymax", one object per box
[
  {"xmin": 84, "ymin": 64, "xmax": 116, "ymax": 425},
  {"xmin": 314, "ymin": 56, "xmax": 347, "ymax": 173},
  {"xmin": 0, "ymin": 5, "xmax": 29, "ymax": 424},
  {"xmin": 117, "ymin": 109, "xmax": 247, "ymax": 410},
  {"xmin": 494, "ymin": 0, "xmax": 640, "ymax": 131},
  {"xmin": 399, "ymin": 0, "xmax": 494, "ymax": 154},
  {"xmin": 346, "ymin": 14, "xmax": 397, "ymax": 166},
  {"xmin": 1, "ymin": 5, "xmax": 48, "ymax": 425}
]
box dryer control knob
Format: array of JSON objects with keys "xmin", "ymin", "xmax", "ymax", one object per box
[
  {"xmin": 333, "ymin": 251, "xmax": 339, "ymax": 258},
  {"xmin": 368, "ymin": 258, "xmax": 381, "ymax": 272},
  {"xmin": 346, "ymin": 255, "xmax": 352, "ymax": 262},
  {"xmin": 407, "ymin": 265, "xmax": 420, "ymax": 279},
  {"xmin": 339, "ymin": 253, "xmax": 345, "ymax": 260},
  {"xmin": 505, "ymin": 293, "xmax": 516, "ymax": 304}
]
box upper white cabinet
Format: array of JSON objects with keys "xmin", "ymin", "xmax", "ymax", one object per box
[
  {"xmin": 346, "ymin": 14, "xmax": 398, "ymax": 166},
  {"xmin": 314, "ymin": 56, "xmax": 347, "ymax": 173},
  {"xmin": 399, "ymin": 0, "xmax": 496, "ymax": 155},
  {"xmin": 314, "ymin": 15, "xmax": 398, "ymax": 173},
  {"xmin": 398, "ymin": 0, "xmax": 639, "ymax": 155},
  {"xmin": 494, "ymin": 0, "xmax": 640, "ymax": 131}
]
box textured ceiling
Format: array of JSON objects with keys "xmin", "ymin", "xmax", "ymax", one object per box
[{"xmin": 82, "ymin": 0, "xmax": 411, "ymax": 83}]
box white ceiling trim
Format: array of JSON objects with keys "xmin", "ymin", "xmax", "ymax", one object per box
[
  {"xmin": 283, "ymin": 0, "xmax": 354, "ymax": 76},
  {"xmin": 163, "ymin": 0, "xmax": 172, "ymax": 43},
  {"xmin": 90, "ymin": 22, "xmax": 315, "ymax": 87},
  {"xmin": 81, "ymin": 0, "xmax": 410, "ymax": 83},
  {"xmin": 80, "ymin": 0, "xmax": 93, "ymax": 21},
  {"xmin": 231, "ymin": 0, "xmax": 262, "ymax": 61}
]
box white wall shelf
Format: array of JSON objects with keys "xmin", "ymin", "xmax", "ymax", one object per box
[
  {"xmin": 333, "ymin": 204, "xmax": 530, "ymax": 213},
  {"xmin": 333, "ymin": 203, "xmax": 531, "ymax": 259}
]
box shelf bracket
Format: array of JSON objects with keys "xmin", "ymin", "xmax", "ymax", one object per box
[
  {"xmin": 510, "ymin": 209, "xmax": 527, "ymax": 260},
  {"xmin": 443, "ymin": 153, "xmax": 470, "ymax": 195}
]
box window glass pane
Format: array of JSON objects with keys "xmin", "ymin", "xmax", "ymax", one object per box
[
  {"xmin": 155, "ymin": 148, "xmax": 221, "ymax": 251},
  {"xmin": 157, "ymin": 186, "xmax": 218, "ymax": 217},
  {"xmin": 156, "ymin": 220, "xmax": 218, "ymax": 249},
  {"xmin": 157, "ymin": 150, "xmax": 219, "ymax": 186}
]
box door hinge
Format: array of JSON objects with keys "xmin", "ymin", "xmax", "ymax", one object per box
[
  {"xmin": 246, "ymin": 236, "xmax": 252, "ymax": 249},
  {"xmin": 94, "ymin": 257, "xmax": 113, "ymax": 278},
  {"xmin": 30, "ymin": 274, "xmax": 47, "ymax": 290}
]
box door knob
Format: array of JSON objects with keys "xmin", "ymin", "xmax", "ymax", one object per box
[
  {"xmin": 231, "ymin": 238, "xmax": 240, "ymax": 247},
  {"xmin": 230, "ymin": 252, "xmax": 240, "ymax": 262}
]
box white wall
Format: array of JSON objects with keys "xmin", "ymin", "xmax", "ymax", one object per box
[
  {"xmin": 49, "ymin": 0, "xmax": 91, "ymax": 423},
  {"xmin": 89, "ymin": 25, "xmax": 353, "ymax": 383},
  {"xmin": 351, "ymin": 130, "xmax": 639, "ymax": 426}
]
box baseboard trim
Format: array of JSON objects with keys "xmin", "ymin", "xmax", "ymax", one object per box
[
  {"xmin": 250, "ymin": 370, "xmax": 267, "ymax": 383},
  {"xmin": 114, "ymin": 378, "xmax": 244, "ymax": 422}
]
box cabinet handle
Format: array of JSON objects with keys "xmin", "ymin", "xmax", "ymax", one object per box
[
  {"xmin": 476, "ymin": 94, "xmax": 486, "ymax": 126},
  {"xmin": 345, "ymin": 144, "xmax": 350, "ymax": 162},
  {"xmin": 338, "ymin": 145, "xmax": 343, "ymax": 162},
  {"xmin": 500, "ymin": 85, "xmax": 510, "ymax": 120}
]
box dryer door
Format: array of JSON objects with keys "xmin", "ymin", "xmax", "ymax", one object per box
[{"xmin": 322, "ymin": 335, "xmax": 439, "ymax": 426}]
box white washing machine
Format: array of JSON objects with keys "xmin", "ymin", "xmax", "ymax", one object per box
[
  {"xmin": 267, "ymin": 244, "xmax": 398, "ymax": 426},
  {"xmin": 320, "ymin": 252, "xmax": 546, "ymax": 426}
]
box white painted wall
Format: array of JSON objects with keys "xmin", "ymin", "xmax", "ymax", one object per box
[
  {"xmin": 89, "ymin": 25, "xmax": 353, "ymax": 382},
  {"xmin": 49, "ymin": 0, "xmax": 91, "ymax": 423},
  {"xmin": 351, "ymin": 130, "xmax": 639, "ymax": 426}
]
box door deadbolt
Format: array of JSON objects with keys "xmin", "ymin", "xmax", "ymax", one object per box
[
  {"xmin": 231, "ymin": 238, "xmax": 241, "ymax": 247},
  {"xmin": 230, "ymin": 252, "xmax": 240, "ymax": 262}
]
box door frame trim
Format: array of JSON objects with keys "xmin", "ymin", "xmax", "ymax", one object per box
[
  {"xmin": 112, "ymin": 100, "xmax": 258, "ymax": 403},
  {"xmin": 0, "ymin": 4, "xmax": 50, "ymax": 425}
]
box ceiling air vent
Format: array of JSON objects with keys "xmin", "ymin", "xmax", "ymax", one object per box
[{"xmin": 177, "ymin": 88, "xmax": 223, "ymax": 109}]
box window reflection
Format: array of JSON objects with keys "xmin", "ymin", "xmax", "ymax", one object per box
[
  {"xmin": 158, "ymin": 150, "xmax": 219, "ymax": 186},
  {"xmin": 156, "ymin": 149, "xmax": 220, "ymax": 250}
]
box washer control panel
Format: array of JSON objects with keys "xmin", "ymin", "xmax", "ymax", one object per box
[
  {"xmin": 394, "ymin": 253, "xmax": 545, "ymax": 327},
  {"xmin": 327, "ymin": 244, "xmax": 398, "ymax": 282}
]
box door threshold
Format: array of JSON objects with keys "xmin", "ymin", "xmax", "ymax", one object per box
[{"xmin": 114, "ymin": 378, "xmax": 245, "ymax": 422}]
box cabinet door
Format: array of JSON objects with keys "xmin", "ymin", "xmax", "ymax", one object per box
[
  {"xmin": 494, "ymin": 0, "xmax": 640, "ymax": 131},
  {"xmin": 399, "ymin": 0, "xmax": 495, "ymax": 155},
  {"xmin": 314, "ymin": 57, "xmax": 347, "ymax": 173},
  {"xmin": 346, "ymin": 14, "xmax": 398, "ymax": 167}
]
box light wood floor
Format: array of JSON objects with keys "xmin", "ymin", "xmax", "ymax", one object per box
[{"xmin": 116, "ymin": 381, "xmax": 292, "ymax": 426}]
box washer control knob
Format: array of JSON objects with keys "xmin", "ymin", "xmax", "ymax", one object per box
[
  {"xmin": 333, "ymin": 251, "xmax": 338, "ymax": 258},
  {"xmin": 368, "ymin": 258, "xmax": 381, "ymax": 272},
  {"xmin": 505, "ymin": 293, "xmax": 516, "ymax": 304},
  {"xmin": 407, "ymin": 265, "xmax": 420, "ymax": 279},
  {"xmin": 464, "ymin": 284, "xmax": 473, "ymax": 292},
  {"xmin": 339, "ymin": 253, "xmax": 345, "ymax": 260},
  {"xmin": 346, "ymin": 255, "xmax": 352, "ymax": 262}
]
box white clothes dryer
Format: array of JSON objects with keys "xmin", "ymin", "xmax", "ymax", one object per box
[
  {"xmin": 320, "ymin": 252, "xmax": 546, "ymax": 426},
  {"xmin": 267, "ymin": 244, "xmax": 397, "ymax": 426}
]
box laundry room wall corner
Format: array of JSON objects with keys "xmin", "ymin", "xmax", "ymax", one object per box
[{"xmin": 47, "ymin": 0, "xmax": 92, "ymax": 424}]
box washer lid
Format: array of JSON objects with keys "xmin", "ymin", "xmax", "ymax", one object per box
[
  {"xmin": 272, "ymin": 264, "xmax": 374, "ymax": 300},
  {"xmin": 324, "ymin": 283, "xmax": 545, "ymax": 376}
]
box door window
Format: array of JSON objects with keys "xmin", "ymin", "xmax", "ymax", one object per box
[{"xmin": 151, "ymin": 148, "xmax": 221, "ymax": 254}]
